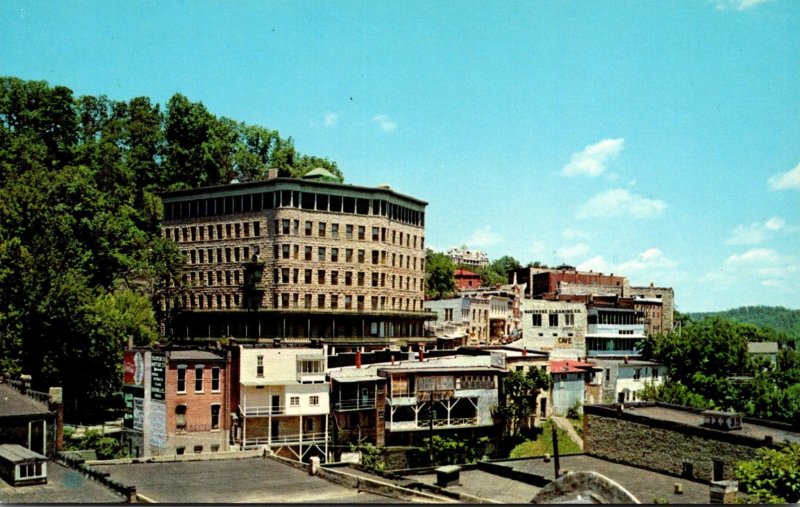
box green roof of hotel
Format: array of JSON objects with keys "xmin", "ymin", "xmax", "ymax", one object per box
[{"xmin": 302, "ymin": 167, "xmax": 342, "ymax": 183}]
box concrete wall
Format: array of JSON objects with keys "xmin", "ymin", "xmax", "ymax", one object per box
[
  {"xmin": 551, "ymin": 374, "xmax": 585, "ymax": 416},
  {"xmin": 584, "ymin": 407, "xmax": 759, "ymax": 482}
]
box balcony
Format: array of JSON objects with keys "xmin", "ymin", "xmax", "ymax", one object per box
[
  {"xmin": 243, "ymin": 432, "xmax": 328, "ymax": 448},
  {"xmin": 386, "ymin": 416, "xmax": 480, "ymax": 432},
  {"xmin": 242, "ymin": 404, "xmax": 285, "ymax": 417},
  {"xmin": 333, "ymin": 396, "xmax": 376, "ymax": 411}
]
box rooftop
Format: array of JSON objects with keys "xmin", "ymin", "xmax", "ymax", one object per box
[
  {"xmin": 0, "ymin": 444, "xmax": 46, "ymax": 463},
  {"xmin": 0, "ymin": 460, "xmax": 125, "ymax": 504},
  {"xmin": 168, "ymin": 349, "xmax": 227, "ymax": 362},
  {"xmin": 0, "ymin": 383, "xmax": 53, "ymax": 419},
  {"xmin": 550, "ymin": 360, "xmax": 597, "ymax": 374},
  {"xmin": 93, "ymin": 457, "xmax": 404, "ymax": 503},
  {"xmin": 496, "ymin": 455, "xmax": 711, "ymax": 504},
  {"xmin": 747, "ymin": 341, "xmax": 779, "ymax": 354},
  {"xmin": 329, "ymin": 354, "xmax": 503, "ymax": 382}
]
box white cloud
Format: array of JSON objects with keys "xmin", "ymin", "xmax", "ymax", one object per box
[
  {"xmin": 576, "ymin": 188, "xmax": 666, "ymax": 219},
  {"xmin": 618, "ymin": 248, "xmax": 678, "ymax": 273},
  {"xmin": 726, "ymin": 216, "xmax": 787, "ymax": 245},
  {"xmin": 529, "ymin": 241, "xmax": 547, "ymax": 258},
  {"xmin": 700, "ymin": 248, "xmax": 800, "ymax": 291},
  {"xmin": 714, "ymin": 0, "xmax": 772, "ymax": 10},
  {"xmin": 726, "ymin": 248, "xmax": 781, "ymax": 266},
  {"xmin": 576, "ymin": 255, "xmax": 614, "ymax": 274},
  {"xmin": 575, "ymin": 248, "xmax": 678, "ymax": 280},
  {"xmin": 372, "ymin": 114, "xmax": 397, "ymax": 132},
  {"xmin": 765, "ymin": 216, "xmax": 786, "ymax": 231},
  {"xmin": 768, "ymin": 162, "xmax": 800, "ymax": 191},
  {"xmin": 562, "ymin": 138, "xmax": 624, "ymax": 177},
  {"xmin": 557, "ymin": 243, "xmax": 591, "ymax": 262},
  {"xmin": 324, "ymin": 112, "xmax": 338, "ymax": 127},
  {"xmin": 464, "ymin": 225, "xmax": 502, "ymax": 247}
]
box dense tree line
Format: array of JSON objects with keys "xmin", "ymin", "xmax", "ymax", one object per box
[
  {"xmin": 0, "ymin": 77, "xmax": 339, "ymax": 421},
  {"xmin": 689, "ymin": 305, "xmax": 800, "ymax": 345},
  {"xmin": 640, "ymin": 317, "xmax": 800, "ymax": 426}
]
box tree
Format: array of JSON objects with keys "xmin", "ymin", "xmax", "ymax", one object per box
[
  {"xmin": 425, "ymin": 249, "xmax": 456, "ymax": 299},
  {"xmin": 490, "ymin": 256, "xmax": 522, "ymax": 281},
  {"xmin": 496, "ymin": 368, "xmax": 551, "ymax": 438},
  {"xmin": 735, "ymin": 442, "xmax": 800, "ymax": 504}
]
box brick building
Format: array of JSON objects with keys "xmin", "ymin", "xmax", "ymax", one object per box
[
  {"xmin": 160, "ymin": 172, "xmax": 433, "ymax": 349},
  {"xmin": 511, "ymin": 266, "xmax": 629, "ymax": 299},
  {"xmin": 122, "ymin": 348, "xmax": 230, "ymax": 457},
  {"xmin": 453, "ymin": 268, "xmax": 481, "ymax": 290}
]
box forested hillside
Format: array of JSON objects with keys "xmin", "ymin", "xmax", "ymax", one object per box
[
  {"xmin": 0, "ymin": 76, "xmax": 339, "ymax": 421},
  {"xmin": 689, "ymin": 306, "xmax": 800, "ymax": 343}
]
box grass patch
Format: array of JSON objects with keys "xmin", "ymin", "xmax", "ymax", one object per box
[{"xmin": 509, "ymin": 421, "xmax": 582, "ymax": 458}]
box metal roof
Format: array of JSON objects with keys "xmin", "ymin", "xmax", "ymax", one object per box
[
  {"xmin": 0, "ymin": 443, "xmax": 46, "ymax": 463},
  {"xmin": 169, "ymin": 350, "xmax": 226, "ymax": 362}
]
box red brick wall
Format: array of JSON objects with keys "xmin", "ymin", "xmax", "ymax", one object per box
[{"xmin": 165, "ymin": 360, "xmax": 228, "ymax": 436}]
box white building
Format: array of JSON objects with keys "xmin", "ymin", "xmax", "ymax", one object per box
[
  {"xmin": 233, "ymin": 346, "xmax": 329, "ymax": 462},
  {"xmin": 446, "ymin": 247, "xmax": 489, "ymax": 268},
  {"xmin": 592, "ymin": 359, "xmax": 665, "ymax": 404},
  {"xmin": 520, "ymin": 299, "xmax": 587, "ymax": 359}
]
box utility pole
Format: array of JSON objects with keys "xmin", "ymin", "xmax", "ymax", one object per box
[
  {"xmin": 552, "ymin": 423, "xmax": 561, "ymax": 478},
  {"xmin": 428, "ymin": 402, "xmax": 434, "ymax": 463}
]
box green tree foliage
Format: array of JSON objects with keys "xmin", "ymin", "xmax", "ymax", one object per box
[
  {"xmin": 0, "ymin": 77, "xmax": 339, "ymax": 420},
  {"xmin": 495, "ymin": 368, "xmax": 551, "ymax": 438},
  {"xmin": 689, "ymin": 306, "xmax": 800, "ymax": 345},
  {"xmin": 425, "ymin": 249, "xmax": 456, "ymax": 299},
  {"xmin": 641, "ymin": 317, "xmax": 800, "ymax": 423},
  {"xmin": 419, "ymin": 435, "xmax": 490, "ymax": 466},
  {"xmin": 735, "ymin": 443, "xmax": 800, "ymax": 504}
]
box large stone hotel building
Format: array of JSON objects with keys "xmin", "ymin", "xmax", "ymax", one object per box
[{"xmin": 160, "ymin": 170, "xmax": 434, "ymax": 349}]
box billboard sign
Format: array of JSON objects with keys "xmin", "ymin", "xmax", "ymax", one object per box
[
  {"xmin": 124, "ymin": 350, "xmax": 145, "ymax": 387},
  {"xmin": 150, "ymin": 353, "xmax": 166, "ymax": 400}
]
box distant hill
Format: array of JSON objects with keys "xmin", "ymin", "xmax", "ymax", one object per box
[{"xmin": 688, "ymin": 306, "xmax": 800, "ymax": 343}]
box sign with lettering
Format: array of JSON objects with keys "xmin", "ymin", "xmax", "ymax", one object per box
[
  {"xmin": 150, "ymin": 353, "xmax": 166, "ymax": 400},
  {"xmin": 490, "ymin": 351, "xmax": 506, "ymax": 369},
  {"xmin": 555, "ymin": 336, "xmax": 574, "ymax": 348},
  {"xmin": 149, "ymin": 400, "xmax": 166, "ymax": 448},
  {"xmin": 133, "ymin": 398, "xmax": 144, "ymax": 432}
]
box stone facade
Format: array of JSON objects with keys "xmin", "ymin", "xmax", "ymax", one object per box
[
  {"xmin": 630, "ymin": 284, "xmax": 674, "ymax": 333},
  {"xmin": 583, "ymin": 405, "xmax": 765, "ymax": 482},
  {"xmin": 161, "ymin": 177, "xmax": 432, "ymax": 347}
]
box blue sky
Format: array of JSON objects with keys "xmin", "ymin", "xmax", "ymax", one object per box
[{"xmin": 2, "ymin": 0, "xmax": 798, "ymax": 312}]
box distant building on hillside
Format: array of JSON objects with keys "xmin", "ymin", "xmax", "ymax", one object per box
[
  {"xmin": 446, "ymin": 247, "xmax": 489, "ymax": 268},
  {"xmin": 511, "ymin": 266, "xmax": 629, "ymax": 299},
  {"xmin": 454, "ymin": 268, "xmax": 482, "ymax": 290}
]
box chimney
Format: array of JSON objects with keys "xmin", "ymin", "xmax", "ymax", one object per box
[
  {"xmin": 20, "ymin": 374, "xmax": 31, "ymax": 394},
  {"xmin": 419, "ymin": 346, "xmax": 425, "ymax": 362},
  {"xmin": 391, "ymin": 355, "xmax": 395, "ymax": 365},
  {"xmin": 624, "ymin": 356, "xmax": 629, "ymax": 364},
  {"xmin": 522, "ymin": 347, "xmax": 528, "ymax": 357},
  {"xmin": 267, "ymin": 168, "xmax": 279, "ymax": 180},
  {"xmin": 407, "ymin": 349, "xmax": 414, "ymax": 361},
  {"xmin": 49, "ymin": 387, "xmax": 64, "ymax": 452},
  {"xmin": 356, "ymin": 350, "xmax": 361, "ymax": 369},
  {"xmin": 127, "ymin": 334, "xmax": 134, "ymax": 349}
]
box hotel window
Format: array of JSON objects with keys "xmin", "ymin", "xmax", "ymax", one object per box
[
  {"xmin": 358, "ymin": 226, "xmax": 365, "ymax": 240},
  {"xmin": 305, "ymin": 269, "xmax": 312, "ymax": 283},
  {"xmin": 372, "ymin": 227, "xmax": 379, "ymax": 241},
  {"xmin": 318, "ymin": 294, "xmax": 325, "ymax": 308},
  {"xmin": 345, "ymin": 295, "xmax": 352, "ymax": 309},
  {"xmin": 372, "ymin": 250, "xmax": 379, "ymax": 264},
  {"xmin": 282, "ymin": 268, "xmax": 290, "ymax": 283},
  {"xmin": 318, "ymin": 270, "xmax": 326, "ymax": 284},
  {"xmin": 318, "ymin": 247, "xmax": 326, "ymax": 261},
  {"xmin": 253, "ymin": 221, "xmax": 260, "ymax": 237},
  {"xmin": 331, "ymin": 248, "xmax": 339, "ymax": 262},
  {"xmin": 256, "ymin": 355, "xmax": 264, "ymax": 377},
  {"xmin": 358, "ymin": 272, "xmax": 365, "ymax": 286},
  {"xmin": 372, "ymin": 272, "xmax": 379, "ymax": 287},
  {"xmin": 176, "ymin": 405, "xmax": 187, "ymax": 431},
  {"xmin": 345, "ymin": 271, "xmax": 353, "ymax": 286},
  {"xmin": 318, "ymin": 222, "xmax": 326, "ymax": 237},
  {"xmin": 211, "ymin": 404, "xmax": 220, "ymax": 430},
  {"xmin": 282, "ymin": 219, "xmax": 290, "ymax": 234},
  {"xmin": 331, "ymin": 223, "xmax": 339, "ymax": 238},
  {"xmin": 549, "ymin": 314, "xmax": 558, "ymax": 327},
  {"xmin": 282, "ymin": 244, "xmax": 290, "ymax": 259},
  {"xmin": 305, "ymin": 294, "xmax": 312, "ymax": 309},
  {"xmin": 243, "ymin": 223, "xmax": 249, "ymax": 237},
  {"xmin": 305, "ymin": 221, "xmax": 313, "ymax": 236},
  {"xmin": 331, "ymin": 295, "xmax": 338, "ymax": 309},
  {"xmin": 358, "ymin": 250, "xmax": 365, "ymax": 264},
  {"xmin": 345, "ymin": 224, "xmax": 353, "ymax": 239},
  {"xmin": 345, "ymin": 249, "xmax": 353, "ymax": 263},
  {"xmin": 305, "ymin": 246, "xmax": 312, "ymax": 261},
  {"xmin": 177, "ymin": 366, "xmax": 187, "ymax": 393},
  {"xmin": 211, "ymin": 367, "xmax": 220, "ymax": 392},
  {"xmin": 195, "ymin": 365, "xmax": 204, "ymax": 392}
]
